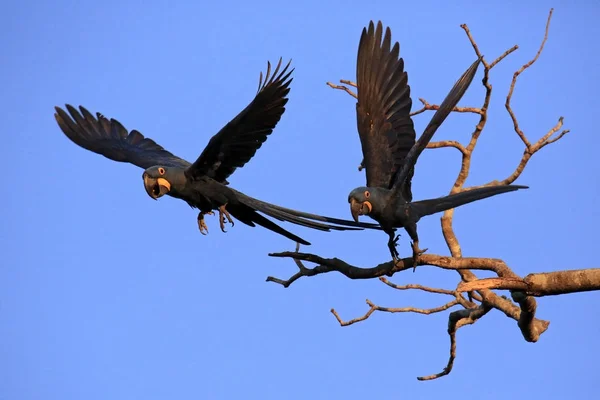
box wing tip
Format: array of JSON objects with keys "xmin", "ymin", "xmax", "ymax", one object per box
[{"xmin": 257, "ymin": 57, "xmax": 294, "ymax": 93}]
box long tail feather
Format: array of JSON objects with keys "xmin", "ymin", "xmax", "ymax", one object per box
[
  {"xmin": 229, "ymin": 207, "xmax": 312, "ymax": 245},
  {"xmin": 393, "ymin": 56, "xmax": 483, "ymax": 192},
  {"xmin": 234, "ymin": 190, "xmax": 383, "ymax": 231},
  {"xmin": 410, "ymin": 185, "xmax": 528, "ymax": 219}
]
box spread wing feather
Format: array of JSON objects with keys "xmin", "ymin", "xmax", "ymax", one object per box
[
  {"xmin": 356, "ymin": 21, "xmax": 416, "ymax": 198},
  {"xmin": 185, "ymin": 58, "xmax": 294, "ymax": 184},
  {"xmin": 55, "ymin": 104, "xmax": 190, "ymax": 170}
]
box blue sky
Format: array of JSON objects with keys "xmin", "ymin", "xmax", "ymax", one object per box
[{"xmin": 2, "ymin": 1, "xmax": 599, "ymax": 399}]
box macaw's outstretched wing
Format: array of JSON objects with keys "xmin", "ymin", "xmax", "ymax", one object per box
[
  {"xmin": 392, "ymin": 56, "xmax": 482, "ymax": 195},
  {"xmin": 185, "ymin": 59, "xmax": 294, "ymax": 184},
  {"xmin": 55, "ymin": 104, "xmax": 191, "ymax": 170},
  {"xmin": 356, "ymin": 21, "xmax": 416, "ymax": 198}
]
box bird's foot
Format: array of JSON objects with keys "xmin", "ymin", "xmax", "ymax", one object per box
[
  {"xmin": 197, "ymin": 212, "xmax": 211, "ymax": 235},
  {"xmin": 389, "ymin": 234, "xmax": 403, "ymax": 265},
  {"xmin": 387, "ymin": 240, "xmax": 401, "ymax": 271},
  {"xmin": 411, "ymin": 241, "xmax": 428, "ymax": 272},
  {"xmin": 218, "ymin": 204, "xmax": 234, "ymax": 233}
]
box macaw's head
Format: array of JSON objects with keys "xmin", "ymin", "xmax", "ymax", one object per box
[
  {"xmin": 142, "ymin": 166, "xmax": 173, "ymax": 200},
  {"xmin": 348, "ymin": 186, "xmax": 376, "ymax": 222}
]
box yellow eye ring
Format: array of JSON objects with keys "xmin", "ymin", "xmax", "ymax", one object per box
[
  {"xmin": 158, "ymin": 167, "xmax": 166, "ymax": 175},
  {"xmin": 364, "ymin": 190, "xmax": 370, "ymax": 198}
]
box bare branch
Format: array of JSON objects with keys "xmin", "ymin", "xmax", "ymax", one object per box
[
  {"xmin": 432, "ymin": 9, "xmax": 564, "ymax": 348},
  {"xmin": 340, "ymin": 79, "xmax": 356, "ymax": 87},
  {"xmin": 533, "ymin": 116, "xmax": 570, "ymax": 151},
  {"xmin": 499, "ymin": 120, "xmax": 569, "ymax": 186},
  {"xmin": 511, "ymin": 291, "xmax": 542, "ymax": 342},
  {"xmin": 379, "ymin": 277, "xmax": 455, "ymax": 296},
  {"xmin": 267, "ymin": 249, "xmax": 552, "ymax": 340},
  {"xmin": 330, "ymin": 300, "xmax": 377, "ymax": 326},
  {"xmin": 331, "ymin": 298, "xmax": 460, "ymax": 327},
  {"xmin": 541, "ymin": 128, "xmax": 569, "ymax": 147},
  {"xmin": 268, "ymin": 250, "xmax": 520, "ymax": 286},
  {"xmin": 489, "ymin": 45, "xmax": 519, "ymax": 69},
  {"xmin": 506, "ymin": 8, "xmax": 554, "ymax": 149},
  {"xmin": 458, "ymin": 269, "xmax": 600, "ymax": 296},
  {"xmin": 460, "ymin": 23, "xmax": 484, "ymax": 62},
  {"xmin": 267, "ymin": 248, "xmax": 404, "ymax": 286},
  {"xmin": 411, "ymin": 97, "xmax": 483, "ymax": 117},
  {"xmin": 426, "ymin": 140, "xmax": 468, "ymax": 155},
  {"xmin": 381, "ymin": 277, "xmax": 477, "ymax": 308},
  {"xmin": 418, "ymin": 304, "xmax": 492, "ymax": 381},
  {"xmin": 458, "ymin": 277, "xmax": 528, "ymax": 292},
  {"xmin": 325, "ymin": 81, "xmax": 357, "ymax": 99}
]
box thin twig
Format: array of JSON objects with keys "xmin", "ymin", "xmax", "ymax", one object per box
[
  {"xmin": 331, "ymin": 298, "xmax": 460, "ymax": 327},
  {"xmin": 506, "ymin": 8, "xmax": 554, "ymax": 149},
  {"xmin": 381, "ymin": 277, "xmax": 477, "ymax": 308},
  {"xmin": 426, "ymin": 140, "xmax": 468, "ymax": 155},
  {"xmin": 379, "ymin": 277, "xmax": 455, "ymax": 295},
  {"xmin": 489, "ymin": 45, "xmax": 519, "ymax": 69},
  {"xmin": 411, "ymin": 97, "xmax": 483, "ymax": 117},
  {"xmin": 326, "ymin": 82, "xmax": 357, "ymax": 98}
]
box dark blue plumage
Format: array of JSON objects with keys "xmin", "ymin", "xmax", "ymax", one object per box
[
  {"xmin": 55, "ymin": 59, "xmax": 381, "ymax": 245},
  {"xmin": 347, "ymin": 21, "xmax": 527, "ymax": 266}
]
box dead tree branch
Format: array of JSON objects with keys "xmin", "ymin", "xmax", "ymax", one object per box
[
  {"xmin": 418, "ymin": 303, "xmax": 492, "ymax": 381},
  {"xmin": 457, "ymin": 269, "xmax": 600, "ymax": 296},
  {"xmin": 426, "ymin": 140, "xmax": 468, "ymax": 155},
  {"xmin": 331, "ymin": 297, "xmax": 460, "ymax": 327},
  {"xmin": 325, "ymin": 81, "xmax": 356, "ymax": 98},
  {"xmin": 268, "ymin": 249, "xmax": 553, "ymax": 337}
]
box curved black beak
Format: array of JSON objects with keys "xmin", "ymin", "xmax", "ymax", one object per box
[
  {"xmin": 143, "ymin": 173, "xmax": 171, "ymax": 200},
  {"xmin": 350, "ymin": 198, "xmax": 362, "ymax": 222},
  {"xmin": 349, "ymin": 198, "xmax": 372, "ymax": 222}
]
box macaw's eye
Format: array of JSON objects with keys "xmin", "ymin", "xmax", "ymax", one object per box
[
  {"xmin": 158, "ymin": 167, "xmax": 165, "ymax": 175},
  {"xmin": 364, "ymin": 190, "xmax": 370, "ymax": 198}
]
